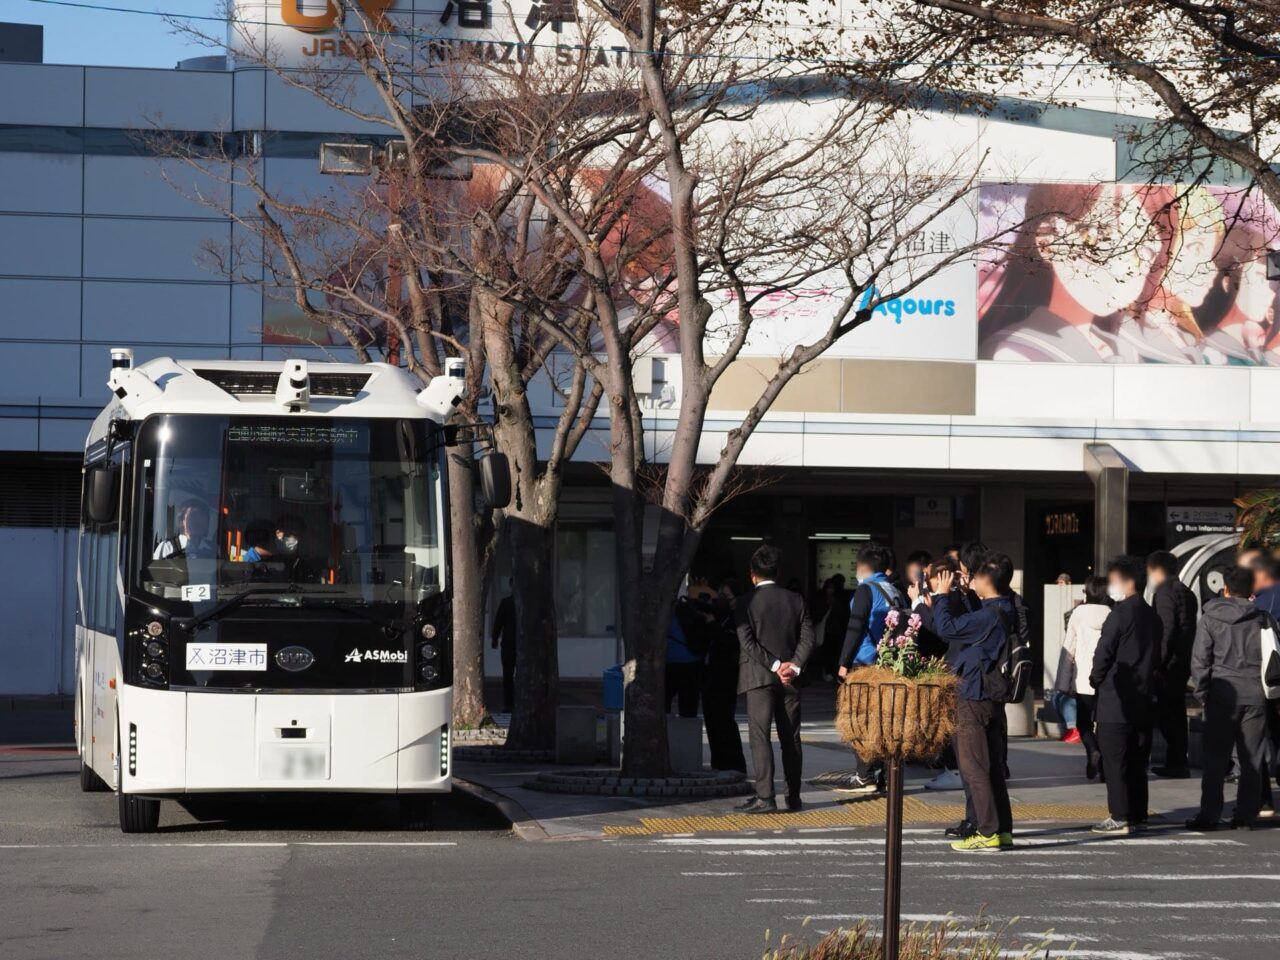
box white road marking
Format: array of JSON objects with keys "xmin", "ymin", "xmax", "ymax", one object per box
[
  {"xmin": 746, "ymin": 898, "xmax": 821, "ymax": 904},
  {"xmin": 654, "ymin": 836, "xmax": 1241, "ymax": 846},
  {"xmin": 0, "ymin": 841, "xmax": 457, "ymax": 849},
  {"xmin": 916, "ymin": 874, "xmax": 1280, "ymax": 882},
  {"xmin": 1077, "ymin": 900, "xmax": 1280, "ymax": 910}
]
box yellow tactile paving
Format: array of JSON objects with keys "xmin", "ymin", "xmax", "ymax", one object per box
[{"xmin": 602, "ymin": 796, "xmax": 1114, "ymax": 836}]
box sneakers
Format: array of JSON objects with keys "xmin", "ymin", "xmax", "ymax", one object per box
[
  {"xmin": 944, "ymin": 819, "xmax": 976, "ymax": 839},
  {"xmin": 1062, "ymin": 727, "xmax": 1082, "ymax": 744},
  {"xmin": 734, "ymin": 796, "xmax": 778, "ymax": 814},
  {"xmin": 1185, "ymin": 816, "xmax": 1219, "ymax": 832},
  {"xmin": 951, "ymin": 832, "xmax": 1001, "ymax": 852},
  {"xmin": 1258, "ymin": 804, "xmax": 1275, "ymax": 820},
  {"xmin": 834, "ymin": 775, "xmax": 882, "ymax": 795},
  {"xmin": 998, "ymin": 832, "xmax": 1014, "ymax": 849},
  {"xmin": 923, "ymin": 769, "xmax": 964, "ymax": 791},
  {"xmin": 1091, "ymin": 817, "xmax": 1130, "ymax": 835},
  {"xmin": 1151, "ymin": 765, "xmax": 1191, "ymax": 779}
]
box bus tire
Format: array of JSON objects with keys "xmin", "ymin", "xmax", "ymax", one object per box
[
  {"xmin": 119, "ymin": 790, "xmax": 161, "ymax": 834},
  {"xmin": 397, "ymin": 795, "xmax": 435, "ymax": 832},
  {"xmin": 79, "ymin": 759, "xmax": 109, "ymax": 793}
]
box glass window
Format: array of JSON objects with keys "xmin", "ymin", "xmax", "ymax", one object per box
[
  {"xmin": 79, "ymin": 527, "xmax": 96, "ymax": 631},
  {"xmin": 556, "ymin": 525, "xmax": 615, "ymax": 637},
  {"xmin": 133, "ymin": 415, "xmax": 445, "ymax": 618},
  {"xmin": 93, "ymin": 527, "xmax": 119, "ymax": 634}
]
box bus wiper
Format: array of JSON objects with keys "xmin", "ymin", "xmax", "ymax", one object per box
[
  {"xmin": 174, "ymin": 584, "xmax": 305, "ymax": 633},
  {"xmin": 292, "ymin": 597, "xmax": 404, "ymax": 634}
]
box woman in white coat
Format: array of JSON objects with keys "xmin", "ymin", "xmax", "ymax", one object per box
[{"xmin": 1055, "ymin": 576, "xmax": 1114, "ymax": 780}]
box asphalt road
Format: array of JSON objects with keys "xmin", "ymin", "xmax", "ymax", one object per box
[{"xmin": 4, "ymin": 746, "xmax": 1280, "ymax": 960}]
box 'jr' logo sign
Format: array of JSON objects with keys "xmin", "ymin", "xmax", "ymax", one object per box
[{"xmin": 281, "ymin": 0, "xmax": 395, "ymax": 33}]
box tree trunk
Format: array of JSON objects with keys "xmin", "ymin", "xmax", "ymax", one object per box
[
  {"xmin": 620, "ymin": 581, "xmax": 675, "ymax": 776},
  {"xmin": 505, "ymin": 502, "xmax": 560, "ymax": 751},
  {"xmin": 448, "ymin": 442, "xmax": 489, "ymax": 728}
]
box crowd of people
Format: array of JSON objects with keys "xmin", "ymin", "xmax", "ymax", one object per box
[{"xmin": 667, "ymin": 538, "xmax": 1280, "ymax": 852}]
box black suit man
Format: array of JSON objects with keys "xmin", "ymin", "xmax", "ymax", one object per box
[{"xmin": 734, "ymin": 544, "xmax": 816, "ymax": 814}]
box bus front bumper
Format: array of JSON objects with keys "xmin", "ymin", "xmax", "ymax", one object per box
[{"xmin": 118, "ymin": 686, "xmax": 452, "ymax": 795}]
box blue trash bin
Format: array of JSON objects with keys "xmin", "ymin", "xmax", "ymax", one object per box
[{"xmin": 603, "ymin": 665, "xmax": 624, "ymax": 711}]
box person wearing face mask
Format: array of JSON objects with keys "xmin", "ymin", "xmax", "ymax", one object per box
[
  {"xmin": 1147, "ymin": 551, "xmax": 1199, "ymax": 779},
  {"xmin": 241, "ymin": 517, "xmax": 304, "ymax": 563},
  {"xmin": 1089, "ymin": 556, "xmax": 1163, "ymax": 835}
]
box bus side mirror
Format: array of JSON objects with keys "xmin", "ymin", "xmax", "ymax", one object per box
[
  {"xmin": 86, "ymin": 465, "xmax": 120, "ymax": 524},
  {"xmin": 479, "ymin": 453, "xmax": 511, "ymax": 510}
]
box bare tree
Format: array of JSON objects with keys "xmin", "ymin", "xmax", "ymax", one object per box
[
  {"xmin": 167, "ymin": 3, "xmax": 636, "ymax": 740},
  {"xmin": 872, "ymin": 1, "xmax": 1280, "ymax": 207},
  {"xmin": 526, "ymin": 0, "xmax": 1024, "ymax": 775},
  {"xmin": 174, "ymin": 1, "xmax": 1027, "ymax": 773}
]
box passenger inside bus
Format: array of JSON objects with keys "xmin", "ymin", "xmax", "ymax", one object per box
[
  {"xmin": 239, "ymin": 515, "xmax": 305, "ymax": 566},
  {"xmin": 152, "ymin": 499, "xmax": 215, "ymax": 560}
]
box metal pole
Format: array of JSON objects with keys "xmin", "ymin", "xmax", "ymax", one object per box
[{"xmin": 882, "ymin": 754, "xmax": 905, "ymax": 960}]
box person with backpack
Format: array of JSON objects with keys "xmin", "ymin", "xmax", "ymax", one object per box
[
  {"xmin": 932, "ymin": 559, "xmax": 1017, "ymax": 851},
  {"xmin": 836, "ymin": 542, "xmax": 905, "ymax": 793},
  {"xmin": 1186, "ymin": 565, "xmax": 1277, "ymax": 831},
  {"xmin": 1089, "ymin": 556, "xmax": 1163, "ymax": 835}
]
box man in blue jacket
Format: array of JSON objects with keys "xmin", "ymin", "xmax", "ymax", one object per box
[
  {"xmin": 932, "ymin": 560, "xmax": 1015, "ymax": 852},
  {"xmin": 836, "ymin": 543, "xmax": 904, "ymax": 793}
]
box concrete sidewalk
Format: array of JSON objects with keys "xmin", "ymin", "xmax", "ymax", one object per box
[{"xmin": 457, "ymin": 713, "xmax": 1213, "ymax": 840}]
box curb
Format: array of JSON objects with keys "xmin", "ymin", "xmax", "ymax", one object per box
[{"xmin": 452, "ymin": 777, "xmax": 550, "ymax": 842}]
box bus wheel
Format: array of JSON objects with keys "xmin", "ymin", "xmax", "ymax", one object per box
[
  {"xmin": 119, "ymin": 790, "xmax": 161, "ymax": 834},
  {"xmin": 397, "ymin": 795, "xmax": 435, "ymax": 832},
  {"xmin": 79, "ymin": 758, "xmax": 109, "ymax": 793}
]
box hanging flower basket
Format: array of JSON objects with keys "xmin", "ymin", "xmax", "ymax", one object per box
[
  {"xmin": 836, "ymin": 667, "xmax": 958, "ymax": 761},
  {"xmin": 834, "ymin": 608, "xmax": 958, "ymax": 761}
]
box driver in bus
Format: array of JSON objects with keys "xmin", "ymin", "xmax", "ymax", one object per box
[{"xmin": 153, "ymin": 499, "xmax": 215, "ymax": 560}]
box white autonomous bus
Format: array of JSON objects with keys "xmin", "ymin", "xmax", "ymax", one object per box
[{"xmin": 74, "ymin": 349, "xmax": 507, "ymax": 832}]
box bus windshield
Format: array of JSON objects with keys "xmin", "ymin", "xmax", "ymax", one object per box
[{"xmin": 133, "ymin": 415, "xmax": 445, "ymax": 612}]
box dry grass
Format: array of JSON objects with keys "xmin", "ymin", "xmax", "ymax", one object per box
[{"xmin": 762, "ymin": 919, "xmax": 1057, "ymax": 959}]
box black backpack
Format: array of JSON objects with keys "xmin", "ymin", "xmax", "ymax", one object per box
[{"xmin": 983, "ymin": 603, "xmax": 1032, "ymax": 704}]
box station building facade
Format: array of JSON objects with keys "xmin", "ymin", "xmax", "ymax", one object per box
[{"xmin": 2, "ymin": 3, "xmax": 1278, "ymax": 693}]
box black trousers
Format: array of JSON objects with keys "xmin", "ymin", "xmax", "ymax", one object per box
[
  {"xmin": 665, "ymin": 662, "xmax": 702, "ymax": 718},
  {"xmin": 500, "ymin": 645, "xmax": 516, "ymax": 714},
  {"xmin": 1076, "ymin": 693, "xmax": 1100, "ymax": 763},
  {"xmin": 745, "ymin": 683, "xmax": 802, "ymax": 800},
  {"xmin": 954, "ymin": 699, "xmax": 1012, "ymax": 836},
  {"xmin": 1097, "ymin": 721, "xmax": 1152, "ymax": 822},
  {"xmin": 1154, "ymin": 672, "xmax": 1191, "ymax": 770},
  {"xmin": 1199, "ymin": 696, "xmax": 1270, "ymax": 824},
  {"xmin": 702, "ymin": 664, "xmax": 746, "ymax": 773}
]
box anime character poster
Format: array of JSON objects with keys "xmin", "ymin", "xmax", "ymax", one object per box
[{"xmin": 978, "ymin": 183, "xmax": 1280, "ymax": 365}]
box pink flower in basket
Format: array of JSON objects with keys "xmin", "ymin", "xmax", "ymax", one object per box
[
  {"xmin": 907, "ymin": 612, "xmax": 922, "ymax": 633},
  {"xmin": 885, "ymin": 609, "xmax": 901, "ymax": 629}
]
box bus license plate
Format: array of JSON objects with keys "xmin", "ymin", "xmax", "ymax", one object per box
[{"xmin": 259, "ymin": 744, "xmax": 329, "ymax": 781}]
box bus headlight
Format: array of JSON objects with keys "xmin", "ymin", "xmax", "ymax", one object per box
[
  {"xmin": 145, "ymin": 640, "xmax": 166, "ymax": 659},
  {"xmin": 145, "ymin": 620, "xmax": 165, "ymax": 637},
  {"xmin": 421, "ymin": 623, "xmax": 437, "ymax": 640},
  {"xmin": 419, "ymin": 663, "xmax": 438, "ymax": 683},
  {"xmin": 418, "ymin": 642, "xmax": 438, "ymax": 661},
  {"xmin": 143, "ymin": 661, "xmax": 165, "ymax": 680}
]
